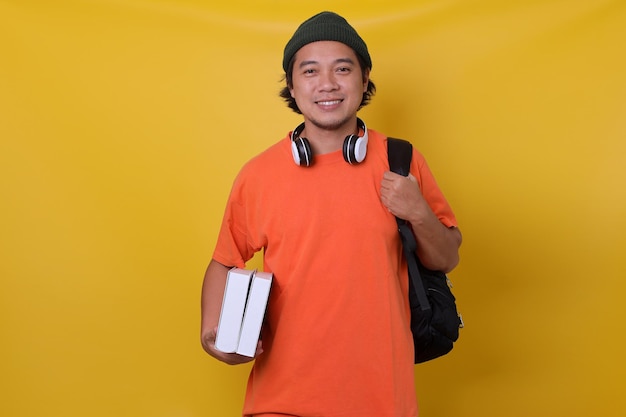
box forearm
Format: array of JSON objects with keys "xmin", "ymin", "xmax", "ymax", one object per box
[
  {"xmin": 200, "ymin": 259, "xmax": 230, "ymax": 352},
  {"xmin": 409, "ymin": 206, "xmax": 462, "ymax": 273}
]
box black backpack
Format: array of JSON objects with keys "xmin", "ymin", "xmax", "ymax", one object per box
[{"xmin": 387, "ymin": 137, "xmax": 463, "ymax": 364}]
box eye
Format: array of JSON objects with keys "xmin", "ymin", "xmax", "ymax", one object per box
[{"xmin": 336, "ymin": 66, "xmax": 351, "ymax": 73}]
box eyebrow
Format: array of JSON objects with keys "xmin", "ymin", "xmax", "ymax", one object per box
[{"xmin": 298, "ymin": 57, "xmax": 355, "ymax": 68}]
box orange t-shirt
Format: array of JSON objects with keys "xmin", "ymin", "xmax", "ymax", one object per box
[{"xmin": 213, "ymin": 129, "xmax": 457, "ymax": 417}]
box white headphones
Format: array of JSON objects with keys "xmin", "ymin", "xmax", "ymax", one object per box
[{"xmin": 290, "ymin": 118, "xmax": 369, "ymax": 167}]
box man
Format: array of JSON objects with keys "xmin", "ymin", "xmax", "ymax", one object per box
[{"xmin": 201, "ymin": 11, "xmax": 461, "ymax": 417}]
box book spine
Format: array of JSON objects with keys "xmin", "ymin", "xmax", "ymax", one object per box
[{"xmin": 236, "ymin": 272, "xmax": 272, "ymax": 357}]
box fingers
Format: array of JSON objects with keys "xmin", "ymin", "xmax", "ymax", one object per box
[
  {"xmin": 254, "ymin": 340, "xmax": 264, "ymax": 357},
  {"xmin": 382, "ymin": 171, "xmax": 417, "ymax": 186},
  {"xmin": 206, "ymin": 342, "xmax": 257, "ymax": 365},
  {"xmin": 381, "ymin": 171, "xmax": 417, "ymax": 198},
  {"xmin": 380, "ymin": 171, "xmax": 423, "ymax": 222},
  {"xmin": 202, "ymin": 326, "xmax": 263, "ymax": 365},
  {"xmin": 383, "ymin": 170, "xmax": 399, "ymax": 179},
  {"xmin": 200, "ymin": 327, "xmax": 217, "ymax": 353},
  {"xmin": 220, "ymin": 352, "xmax": 257, "ymax": 366}
]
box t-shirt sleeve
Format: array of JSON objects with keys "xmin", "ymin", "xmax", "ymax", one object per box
[
  {"xmin": 212, "ymin": 170, "xmax": 257, "ymax": 268},
  {"xmin": 411, "ymin": 149, "xmax": 458, "ymax": 228}
]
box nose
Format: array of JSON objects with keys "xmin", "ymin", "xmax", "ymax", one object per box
[{"xmin": 318, "ymin": 70, "xmax": 338, "ymax": 91}]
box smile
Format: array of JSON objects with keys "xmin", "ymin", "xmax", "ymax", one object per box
[{"xmin": 316, "ymin": 100, "xmax": 342, "ymax": 106}]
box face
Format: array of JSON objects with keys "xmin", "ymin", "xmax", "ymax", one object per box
[{"xmin": 289, "ymin": 41, "xmax": 369, "ymax": 132}]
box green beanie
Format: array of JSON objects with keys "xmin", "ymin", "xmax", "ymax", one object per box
[{"xmin": 283, "ymin": 11, "xmax": 372, "ymax": 73}]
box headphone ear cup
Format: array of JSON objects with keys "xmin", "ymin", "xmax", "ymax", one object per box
[
  {"xmin": 291, "ymin": 137, "xmax": 313, "ymax": 167},
  {"xmin": 343, "ymin": 134, "xmax": 367, "ymax": 165}
]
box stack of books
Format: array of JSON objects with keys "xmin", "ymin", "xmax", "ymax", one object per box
[{"xmin": 215, "ymin": 268, "xmax": 273, "ymax": 357}]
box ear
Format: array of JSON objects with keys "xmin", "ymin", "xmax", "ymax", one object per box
[{"xmin": 362, "ymin": 68, "xmax": 370, "ymax": 92}]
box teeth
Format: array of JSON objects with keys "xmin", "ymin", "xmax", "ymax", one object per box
[{"xmin": 318, "ymin": 100, "xmax": 341, "ymax": 105}]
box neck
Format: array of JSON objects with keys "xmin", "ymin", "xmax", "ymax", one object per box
[{"xmin": 301, "ymin": 118, "xmax": 359, "ymax": 155}]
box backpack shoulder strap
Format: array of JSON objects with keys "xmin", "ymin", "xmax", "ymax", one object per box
[
  {"xmin": 387, "ymin": 137, "xmax": 413, "ymax": 177},
  {"xmin": 386, "ymin": 137, "xmax": 431, "ymax": 312}
]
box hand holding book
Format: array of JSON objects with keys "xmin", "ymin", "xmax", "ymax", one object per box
[{"xmin": 201, "ymin": 326, "xmax": 263, "ymax": 365}]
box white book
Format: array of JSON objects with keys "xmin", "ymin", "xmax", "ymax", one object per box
[
  {"xmin": 236, "ymin": 271, "xmax": 273, "ymax": 357},
  {"xmin": 214, "ymin": 268, "xmax": 255, "ymax": 353}
]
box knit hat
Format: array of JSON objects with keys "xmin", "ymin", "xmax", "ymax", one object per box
[{"xmin": 283, "ymin": 11, "xmax": 372, "ymax": 72}]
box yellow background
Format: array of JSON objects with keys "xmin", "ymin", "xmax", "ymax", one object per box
[{"xmin": 1, "ymin": 0, "xmax": 625, "ymax": 416}]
